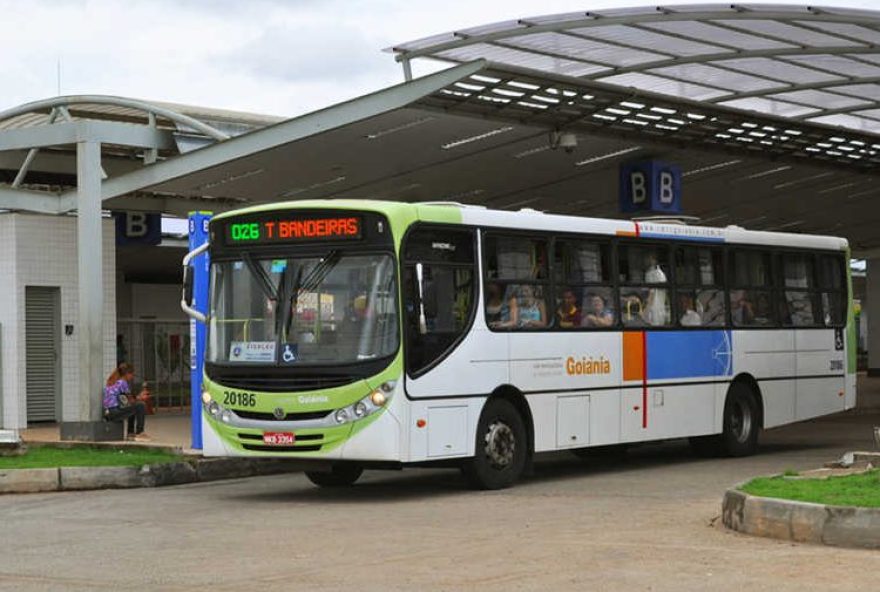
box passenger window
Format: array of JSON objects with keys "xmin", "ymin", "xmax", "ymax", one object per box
[
  {"xmin": 618, "ymin": 244, "xmax": 671, "ymax": 327},
  {"xmin": 781, "ymin": 254, "xmax": 819, "ymax": 327},
  {"xmin": 818, "ymin": 255, "xmax": 846, "ymax": 327},
  {"xmin": 403, "ymin": 227, "xmax": 476, "ymax": 376},
  {"xmin": 484, "ymin": 235, "xmax": 549, "ymax": 330},
  {"xmin": 675, "ymin": 247, "xmax": 725, "ymax": 327},
  {"xmin": 728, "ymin": 250, "xmax": 775, "ymax": 327},
  {"xmin": 554, "ymin": 240, "xmax": 615, "ymax": 329}
]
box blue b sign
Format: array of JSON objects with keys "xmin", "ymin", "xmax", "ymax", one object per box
[
  {"xmin": 113, "ymin": 212, "xmax": 162, "ymax": 246},
  {"xmin": 619, "ymin": 161, "xmax": 682, "ymax": 215}
]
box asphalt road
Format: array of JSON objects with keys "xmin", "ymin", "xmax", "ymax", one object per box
[{"xmin": 2, "ymin": 411, "xmax": 880, "ymax": 592}]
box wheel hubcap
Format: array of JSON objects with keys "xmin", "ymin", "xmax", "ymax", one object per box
[
  {"xmin": 483, "ymin": 421, "xmax": 515, "ymax": 469},
  {"xmin": 729, "ymin": 399, "xmax": 752, "ymax": 444}
]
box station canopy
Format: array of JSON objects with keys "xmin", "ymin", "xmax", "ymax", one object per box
[{"xmin": 3, "ymin": 4, "xmax": 880, "ymax": 253}]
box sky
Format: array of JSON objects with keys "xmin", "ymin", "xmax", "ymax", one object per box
[{"xmin": 1, "ymin": 0, "xmax": 879, "ymax": 118}]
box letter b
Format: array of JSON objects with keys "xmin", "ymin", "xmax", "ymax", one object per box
[
  {"xmin": 659, "ymin": 171, "xmax": 674, "ymax": 204},
  {"xmin": 126, "ymin": 213, "xmax": 148, "ymax": 237},
  {"xmin": 630, "ymin": 171, "xmax": 646, "ymax": 205}
]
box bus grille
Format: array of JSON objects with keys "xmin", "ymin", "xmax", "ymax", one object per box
[{"xmin": 234, "ymin": 410, "xmax": 331, "ymax": 422}]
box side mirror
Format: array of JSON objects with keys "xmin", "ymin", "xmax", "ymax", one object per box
[{"xmin": 415, "ymin": 263, "xmax": 427, "ymax": 335}]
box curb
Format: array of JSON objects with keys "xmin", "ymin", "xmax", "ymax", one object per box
[
  {"xmin": 722, "ymin": 487, "xmax": 880, "ymax": 549},
  {"xmin": 0, "ymin": 457, "xmax": 313, "ymax": 494}
]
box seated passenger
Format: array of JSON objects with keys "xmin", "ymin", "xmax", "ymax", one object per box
[
  {"xmin": 556, "ymin": 288, "xmax": 582, "ymax": 328},
  {"xmin": 510, "ymin": 285, "xmax": 547, "ymax": 328},
  {"xmin": 730, "ymin": 290, "xmax": 755, "ymax": 326},
  {"xmin": 485, "ymin": 282, "xmax": 512, "ymax": 328},
  {"xmin": 583, "ymin": 293, "xmax": 614, "ymax": 328},
  {"xmin": 679, "ymin": 294, "xmax": 702, "ymax": 327},
  {"xmin": 621, "ymin": 293, "xmax": 644, "ymax": 326}
]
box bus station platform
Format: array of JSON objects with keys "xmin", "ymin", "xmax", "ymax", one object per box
[{"xmin": 21, "ymin": 374, "xmax": 880, "ymax": 455}]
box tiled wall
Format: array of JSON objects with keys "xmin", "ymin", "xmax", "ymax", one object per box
[{"xmin": 0, "ymin": 213, "xmax": 116, "ymax": 429}]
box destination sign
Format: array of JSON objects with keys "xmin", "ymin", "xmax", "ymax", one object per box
[{"xmin": 224, "ymin": 216, "xmax": 362, "ymax": 245}]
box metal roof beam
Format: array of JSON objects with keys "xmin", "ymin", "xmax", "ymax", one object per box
[
  {"xmin": 0, "ymin": 186, "xmax": 62, "ymax": 214},
  {"xmin": 0, "ymin": 120, "xmax": 175, "ymax": 152},
  {"xmin": 56, "ymin": 60, "xmax": 489, "ymax": 211}
]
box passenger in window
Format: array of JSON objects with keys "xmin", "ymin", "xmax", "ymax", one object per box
[
  {"xmin": 754, "ymin": 293, "xmax": 774, "ymax": 325},
  {"xmin": 583, "ymin": 293, "xmax": 614, "ymax": 328},
  {"xmin": 621, "ymin": 293, "xmax": 644, "ymax": 326},
  {"xmin": 510, "ymin": 285, "xmax": 547, "ymax": 328},
  {"xmin": 679, "ymin": 293, "xmax": 702, "ymax": 327},
  {"xmin": 555, "ymin": 288, "xmax": 582, "ymax": 328},
  {"xmin": 731, "ymin": 290, "xmax": 755, "ymax": 326},
  {"xmin": 485, "ymin": 282, "xmax": 512, "ymax": 329},
  {"xmin": 644, "ymin": 251, "xmax": 667, "ymax": 284}
]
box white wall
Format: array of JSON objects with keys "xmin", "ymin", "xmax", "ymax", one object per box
[{"xmin": 0, "ymin": 213, "xmax": 116, "ymax": 429}]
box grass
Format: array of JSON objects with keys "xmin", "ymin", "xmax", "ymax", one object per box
[
  {"xmin": 0, "ymin": 445, "xmax": 181, "ymax": 469},
  {"xmin": 742, "ymin": 470, "xmax": 880, "ymax": 508}
]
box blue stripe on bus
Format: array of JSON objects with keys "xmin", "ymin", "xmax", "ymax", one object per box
[
  {"xmin": 646, "ymin": 330, "xmax": 733, "ymax": 379},
  {"xmin": 638, "ymin": 232, "xmax": 725, "ymax": 243}
]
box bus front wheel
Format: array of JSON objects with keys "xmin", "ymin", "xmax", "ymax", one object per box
[
  {"xmin": 462, "ymin": 398, "xmax": 528, "ymax": 490},
  {"xmin": 305, "ymin": 464, "xmax": 363, "ymax": 488}
]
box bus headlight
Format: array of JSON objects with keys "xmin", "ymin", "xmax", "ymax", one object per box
[
  {"xmin": 207, "ymin": 401, "xmax": 221, "ymax": 418},
  {"xmin": 332, "ymin": 387, "xmax": 392, "ymax": 425},
  {"xmin": 201, "ymin": 391, "xmax": 212, "ymax": 405},
  {"xmin": 370, "ymin": 390, "xmax": 386, "ymax": 407}
]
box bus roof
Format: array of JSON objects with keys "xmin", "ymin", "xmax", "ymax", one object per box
[{"xmin": 212, "ymin": 199, "xmax": 848, "ymax": 252}]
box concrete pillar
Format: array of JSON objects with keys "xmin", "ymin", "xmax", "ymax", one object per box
[
  {"xmin": 61, "ymin": 141, "xmax": 112, "ymax": 440},
  {"xmin": 867, "ymin": 259, "xmax": 880, "ymax": 376}
]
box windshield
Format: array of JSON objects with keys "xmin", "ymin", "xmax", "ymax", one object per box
[{"xmin": 207, "ymin": 252, "xmax": 399, "ymax": 366}]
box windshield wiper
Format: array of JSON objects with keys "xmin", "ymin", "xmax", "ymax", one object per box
[
  {"xmin": 242, "ymin": 253, "xmax": 279, "ymax": 302},
  {"xmin": 281, "ymin": 250, "xmax": 340, "ymax": 340}
]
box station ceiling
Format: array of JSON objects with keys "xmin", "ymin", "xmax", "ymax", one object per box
[{"xmin": 2, "ymin": 5, "xmax": 880, "ymax": 254}]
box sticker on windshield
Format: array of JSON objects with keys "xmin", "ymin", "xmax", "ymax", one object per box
[
  {"xmin": 281, "ymin": 343, "xmax": 298, "ymax": 364},
  {"xmin": 229, "ymin": 341, "xmax": 276, "ymax": 362},
  {"xmin": 270, "ymin": 259, "xmax": 287, "ymax": 273}
]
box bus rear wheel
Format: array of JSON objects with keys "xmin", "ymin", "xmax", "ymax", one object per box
[
  {"xmin": 689, "ymin": 382, "xmax": 760, "ymax": 458},
  {"xmin": 462, "ymin": 398, "xmax": 528, "ymax": 490},
  {"xmin": 720, "ymin": 382, "xmax": 760, "ymax": 457},
  {"xmin": 305, "ymin": 464, "xmax": 363, "ymax": 488}
]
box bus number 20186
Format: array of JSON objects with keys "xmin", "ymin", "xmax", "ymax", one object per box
[{"xmin": 223, "ymin": 391, "xmax": 256, "ymax": 407}]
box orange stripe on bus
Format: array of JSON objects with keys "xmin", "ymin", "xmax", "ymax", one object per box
[
  {"xmin": 622, "ymin": 331, "xmax": 644, "ymax": 382},
  {"xmin": 616, "ymin": 230, "xmax": 638, "ymax": 237}
]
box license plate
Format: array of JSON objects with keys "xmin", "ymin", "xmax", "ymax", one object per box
[{"xmin": 263, "ymin": 432, "xmax": 295, "ymax": 445}]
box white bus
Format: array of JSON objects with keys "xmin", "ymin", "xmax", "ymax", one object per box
[{"xmin": 183, "ymin": 200, "xmax": 856, "ymax": 489}]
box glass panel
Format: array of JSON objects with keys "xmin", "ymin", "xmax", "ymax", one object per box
[
  {"xmin": 821, "ymin": 292, "xmax": 845, "ymax": 326},
  {"xmin": 783, "ymin": 254, "xmax": 815, "ymax": 288},
  {"xmin": 730, "ymin": 289, "xmax": 775, "ymax": 327},
  {"xmin": 485, "ymin": 236, "xmax": 548, "ymax": 281},
  {"xmin": 818, "ymin": 255, "xmax": 844, "ymax": 290},
  {"xmin": 676, "ymin": 247, "xmax": 721, "ymax": 286},
  {"xmin": 621, "ymin": 287, "xmax": 671, "ymax": 327},
  {"xmin": 619, "ymin": 245, "xmax": 670, "ymax": 284},
  {"xmin": 783, "ymin": 291, "xmax": 817, "ymax": 326},
  {"xmin": 678, "ymin": 289, "xmax": 726, "ymax": 327},
  {"xmin": 554, "ymin": 240, "xmax": 611, "ymax": 284},
  {"xmin": 405, "ymin": 265, "xmax": 475, "ymax": 374},
  {"xmin": 730, "ymin": 250, "xmax": 771, "ymax": 287},
  {"xmin": 485, "ymin": 282, "xmax": 512, "ymax": 329},
  {"xmin": 208, "ymin": 253, "xmax": 398, "ymax": 365}
]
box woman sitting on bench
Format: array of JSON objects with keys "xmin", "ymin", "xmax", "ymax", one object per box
[{"xmin": 103, "ymin": 363, "xmax": 150, "ymax": 441}]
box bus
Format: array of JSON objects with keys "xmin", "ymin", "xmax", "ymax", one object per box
[{"xmin": 181, "ymin": 200, "xmax": 856, "ymax": 489}]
